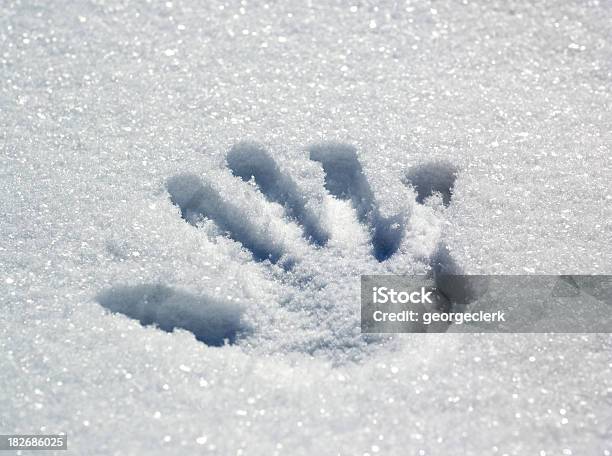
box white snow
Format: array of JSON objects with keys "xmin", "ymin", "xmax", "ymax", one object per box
[
  {"xmin": 1, "ymin": 0, "xmax": 611, "ymax": 454},
  {"xmin": 96, "ymin": 283, "xmax": 246, "ymax": 346}
]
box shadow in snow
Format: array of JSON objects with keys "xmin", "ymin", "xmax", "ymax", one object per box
[
  {"xmin": 430, "ymin": 244, "xmax": 488, "ymax": 308},
  {"xmin": 227, "ymin": 142, "xmax": 329, "ymax": 246},
  {"xmin": 167, "ymin": 173, "xmax": 284, "ymax": 264},
  {"xmin": 97, "ymin": 284, "xmax": 245, "ymax": 346},
  {"xmin": 309, "ymin": 142, "xmax": 404, "ymax": 262},
  {"xmin": 404, "ymin": 161, "xmax": 458, "ymax": 206}
]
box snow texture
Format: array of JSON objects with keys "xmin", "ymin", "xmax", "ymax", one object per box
[
  {"xmin": 167, "ymin": 172, "xmax": 286, "ymax": 264},
  {"xmin": 310, "ymin": 142, "xmax": 406, "ymax": 261},
  {"xmin": 227, "ymin": 141, "xmax": 330, "ymax": 247},
  {"xmin": 96, "ymin": 284, "xmax": 246, "ymax": 346},
  {"xmin": 163, "ymin": 142, "xmax": 450, "ymax": 353},
  {"xmin": 1, "ymin": 0, "xmax": 611, "ymax": 454},
  {"xmin": 404, "ymin": 160, "xmax": 458, "ymax": 206}
]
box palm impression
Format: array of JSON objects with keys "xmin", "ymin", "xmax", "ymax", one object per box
[{"xmin": 98, "ymin": 142, "xmax": 461, "ymax": 359}]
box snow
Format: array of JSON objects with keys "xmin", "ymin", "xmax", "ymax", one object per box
[
  {"xmin": 404, "ymin": 160, "xmax": 458, "ymax": 206},
  {"xmin": 227, "ymin": 141, "xmax": 330, "ymax": 247},
  {"xmin": 310, "ymin": 142, "xmax": 408, "ymax": 261},
  {"xmin": 96, "ymin": 283, "xmax": 246, "ymax": 346},
  {"xmin": 1, "ymin": 0, "xmax": 611, "ymax": 454},
  {"xmin": 167, "ymin": 171, "xmax": 288, "ymax": 264}
]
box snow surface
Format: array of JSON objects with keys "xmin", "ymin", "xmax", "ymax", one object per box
[{"xmin": 1, "ymin": 0, "xmax": 611, "ymax": 454}]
